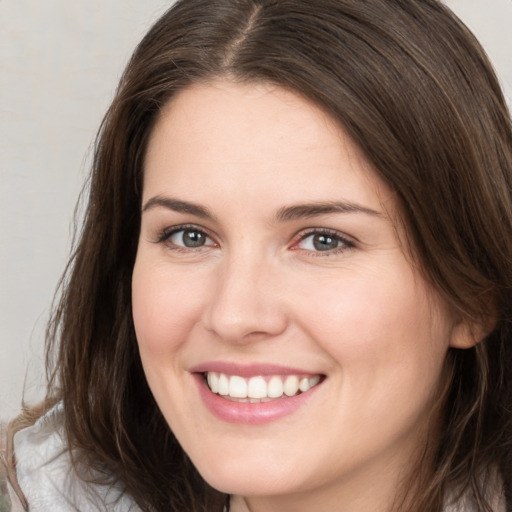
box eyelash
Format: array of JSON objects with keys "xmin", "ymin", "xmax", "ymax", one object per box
[
  {"xmin": 292, "ymin": 228, "xmax": 356, "ymax": 257},
  {"xmin": 156, "ymin": 224, "xmax": 216, "ymax": 252},
  {"xmin": 155, "ymin": 225, "xmax": 355, "ymax": 256}
]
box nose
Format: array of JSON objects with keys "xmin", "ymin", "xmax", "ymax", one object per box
[{"xmin": 202, "ymin": 253, "xmax": 288, "ymax": 344}]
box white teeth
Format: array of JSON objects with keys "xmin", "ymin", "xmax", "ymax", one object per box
[
  {"xmin": 284, "ymin": 375, "xmax": 299, "ymax": 397},
  {"xmin": 267, "ymin": 376, "xmax": 284, "ymax": 398},
  {"xmin": 309, "ymin": 375, "xmax": 321, "ymax": 388},
  {"xmin": 205, "ymin": 372, "xmax": 321, "ymax": 400},
  {"xmin": 229, "ymin": 376, "xmax": 248, "ymax": 398},
  {"xmin": 299, "ymin": 377, "xmax": 310, "ymax": 392},
  {"xmin": 218, "ymin": 373, "xmax": 229, "ymax": 396},
  {"xmin": 248, "ymin": 376, "xmax": 267, "ymax": 399},
  {"xmin": 207, "ymin": 372, "xmax": 219, "ymax": 393}
]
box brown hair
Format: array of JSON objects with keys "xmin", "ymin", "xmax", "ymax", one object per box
[{"xmin": 15, "ymin": 0, "xmax": 512, "ymax": 511}]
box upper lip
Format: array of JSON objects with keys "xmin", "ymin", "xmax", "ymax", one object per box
[{"xmin": 189, "ymin": 361, "xmax": 323, "ymax": 378}]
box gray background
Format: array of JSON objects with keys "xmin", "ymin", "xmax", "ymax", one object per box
[{"xmin": 1, "ymin": 0, "xmax": 511, "ymax": 420}]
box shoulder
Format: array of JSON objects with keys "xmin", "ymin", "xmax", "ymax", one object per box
[
  {"xmin": 11, "ymin": 403, "xmax": 140, "ymax": 512},
  {"xmin": 1, "ymin": 420, "xmax": 24, "ymax": 511},
  {"xmin": 443, "ymin": 471, "xmax": 506, "ymax": 512}
]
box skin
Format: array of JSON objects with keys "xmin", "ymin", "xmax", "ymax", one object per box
[{"xmin": 131, "ymin": 80, "xmax": 473, "ymax": 512}]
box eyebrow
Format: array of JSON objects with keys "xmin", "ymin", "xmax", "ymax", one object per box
[
  {"xmin": 142, "ymin": 196, "xmax": 217, "ymax": 220},
  {"xmin": 275, "ymin": 201, "xmax": 382, "ymax": 222},
  {"xmin": 142, "ymin": 196, "xmax": 382, "ymax": 222}
]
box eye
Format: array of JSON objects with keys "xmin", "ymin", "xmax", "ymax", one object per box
[
  {"xmin": 295, "ymin": 230, "xmax": 354, "ymax": 253},
  {"xmin": 172, "ymin": 229, "xmax": 209, "ymax": 248},
  {"xmin": 159, "ymin": 226, "xmax": 215, "ymax": 249}
]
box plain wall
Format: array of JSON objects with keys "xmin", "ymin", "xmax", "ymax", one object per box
[{"xmin": 1, "ymin": 0, "xmax": 511, "ymax": 420}]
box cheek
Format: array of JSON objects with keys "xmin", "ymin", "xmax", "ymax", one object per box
[
  {"xmin": 131, "ymin": 259, "xmax": 206, "ymax": 356},
  {"xmin": 295, "ymin": 268, "xmax": 452, "ymax": 449},
  {"xmin": 293, "ymin": 264, "xmax": 452, "ymax": 385}
]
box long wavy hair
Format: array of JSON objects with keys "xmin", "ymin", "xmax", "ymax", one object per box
[{"xmin": 9, "ymin": 0, "xmax": 512, "ymax": 511}]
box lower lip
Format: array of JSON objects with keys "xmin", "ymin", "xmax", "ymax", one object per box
[{"xmin": 194, "ymin": 374, "xmax": 322, "ymax": 425}]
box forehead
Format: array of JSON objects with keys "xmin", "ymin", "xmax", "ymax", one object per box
[
  {"xmin": 146, "ymin": 80, "xmax": 355, "ymax": 165},
  {"xmin": 143, "ymin": 80, "xmax": 395, "ymax": 217}
]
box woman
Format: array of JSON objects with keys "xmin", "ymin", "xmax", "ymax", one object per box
[{"xmin": 2, "ymin": 0, "xmax": 511, "ymax": 510}]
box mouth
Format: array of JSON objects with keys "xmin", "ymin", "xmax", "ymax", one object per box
[
  {"xmin": 203, "ymin": 372, "xmax": 323, "ymax": 403},
  {"xmin": 192, "ymin": 364, "xmax": 326, "ymax": 424}
]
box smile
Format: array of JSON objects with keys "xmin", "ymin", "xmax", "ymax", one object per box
[{"xmin": 205, "ymin": 372, "xmax": 322, "ymax": 402}]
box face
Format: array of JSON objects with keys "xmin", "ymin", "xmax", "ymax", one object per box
[{"xmin": 132, "ymin": 81, "xmax": 464, "ymax": 510}]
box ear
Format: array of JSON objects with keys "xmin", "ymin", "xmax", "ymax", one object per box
[{"xmin": 449, "ymin": 314, "xmax": 496, "ymax": 349}]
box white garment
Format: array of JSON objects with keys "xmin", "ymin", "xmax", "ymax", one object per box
[
  {"xmin": 443, "ymin": 482, "xmax": 506, "ymax": 512},
  {"xmin": 5, "ymin": 404, "xmax": 507, "ymax": 511},
  {"xmin": 10, "ymin": 403, "xmax": 140, "ymax": 512}
]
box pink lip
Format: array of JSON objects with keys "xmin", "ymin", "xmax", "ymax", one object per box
[
  {"xmin": 191, "ymin": 365, "xmax": 324, "ymax": 425},
  {"xmin": 190, "ymin": 361, "xmax": 317, "ymax": 378}
]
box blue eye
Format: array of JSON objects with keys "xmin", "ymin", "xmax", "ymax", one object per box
[
  {"xmin": 297, "ymin": 231, "xmax": 352, "ymax": 252},
  {"xmin": 165, "ymin": 227, "xmax": 213, "ymax": 248}
]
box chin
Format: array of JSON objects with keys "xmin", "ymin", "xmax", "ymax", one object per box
[{"xmin": 194, "ymin": 457, "xmax": 301, "ymax": 497}]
